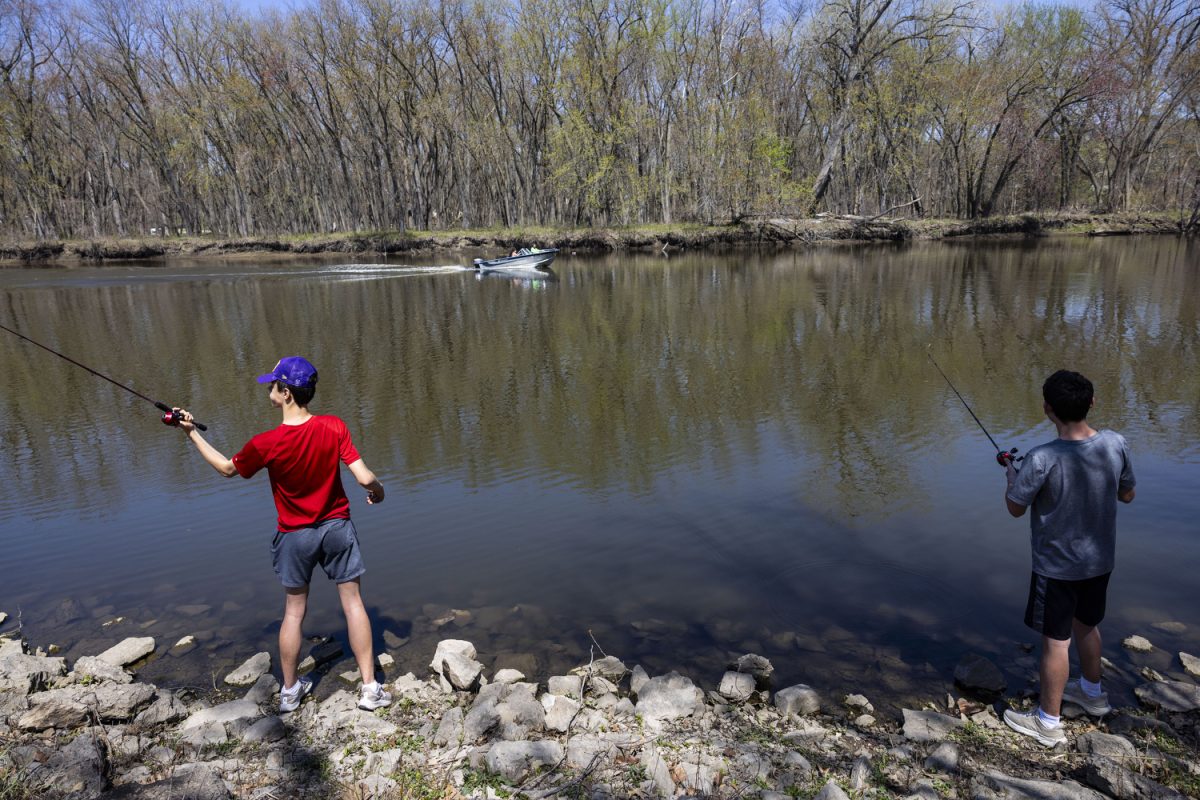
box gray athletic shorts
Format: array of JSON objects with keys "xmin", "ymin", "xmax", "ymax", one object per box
[{"xmin": 271, "ymin": 517, "xmax": 366, "ymax": 588}]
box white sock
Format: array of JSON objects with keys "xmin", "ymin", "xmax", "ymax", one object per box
[
  {"xmin": 363, "ymin": 680, "xmax": 379, "ymax": 692},
  {"xmin": 282, "ymin": 681, "xmax": 299, "ymax": 694},
  {"xmin": 1037, "ymin": 707, "xmax": 1061, "ymax": 728},
  {"xmin": 1080, "ymin": 676, "xmax": 1103, "ymax": 697}
]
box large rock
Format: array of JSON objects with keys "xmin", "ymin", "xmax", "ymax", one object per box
[
  {"xmin": 718, "ymin": 671, "xmax": 756, "ymax": 703},
  {"xmin": 224, "ymin": 652, "xmax": 271, "ymax": 686},
  {"xmin": 0, "ymin": 644, "xmax": 67, "ymax": 694},
  {"xmin": 433, "ymin": 706, "xmax": 465, "ymax": 746},
  {"xmin": 901, "ymin": 709, "xmax": 964, "ymax": 742},
  {"xmin": 134, "ymin": 691, "xmax": 189, "ymax": 727},
  {"xmin": 634, "ymin": 672, "xmax": 704, "ymax": 722},
  {"xmin": 1082, "ymin": 755, "xmax": 1188, "ymax": 800},
  {"xmin": 775, "ymin": 684, "xmax": 821, "ymax": 716},
  {"xmin": 103, "ymin": 763, "xmax": 232, "ymax": 799},
  {"xmin": 73, "ymin": 655, "xmax": 133, "ymax": 685},
  {"xmin": 1134, "ymin": 679, "xmax": 1200, "ymax": 712},
  {"xmin": 972, "ymin": 769, "xmax": 1107, "ymax": 799},
  {"xmin": 1179, "ymin": 652, "xmax": 1200, "ymax": 679},
  {"xmin": 62, "ymin": 683, "xmax": 157, "ymax": 721},
  {"xmin": 565, "ymin": 733, "xmax": 636, "ymax": 770},
  {"xmin": 630, "ymin": 665, "xmax": 650, "ymax": 696},
  {"xmin": 16, "ymin": 697, "xmax": 89, "ymax": 731},
  {"xmin": 574, "ymin": 655, "xmax": 628, "ymax": 680},
  {"xmin": 180, "ymin": 699, "xmax": 261, "ymax": 730},
  {"xmin": 813, "ymin": 780, "xmax": 851, "ymax": 800},
  {"xmin": 96, "ymin": 637, "xmax": 156, "ymax": 667},
  {"xmin": 1076, "ymin": 732, "xmax": 1136, "ymax": 764},
  {"xmin": 729, "ymin": 653, "xmax": 774, "ymax": 687},
  {"xmin": 484, "ymin": 740, "xmax": 564, "ymax": 782},
  {"xmin": 954, "ymin": 653, "xmax": 1006, "ymax": 694},
  {"xmin": 19, "ymin": 731, "xmax": 109, "ymax": 799},
  {"xmin": 639, "ymin": 743, "xmax": 676, "ymax": 798},
  {"xmin": 429, "ymin": 640, "xmax": 483, "ymax": 691},
  {"xmin": 542, "ymin": 693, "xmax": 581, "ymax": 733}
]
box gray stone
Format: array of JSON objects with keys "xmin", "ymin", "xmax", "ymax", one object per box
[
  {"xmin": 972, "ymin": 769, "xmax": 1107, "ymax": 800},
  {"xmin": 242, "ymin": 715, "xmax": 286, "ymax": 743},
  {"xmin": 484, "ymin": 740, "xmax": 564, "ymax": 782},
  {"xmin": 954, "ymin": 653, "xmax": 1006, "ymax": 694},
  {"xmin": 730, "ymin": 653, "xmax": 774, "ymax": 686},
  {"xmin": 355, "ymin": 774, "xmax": 398, "ymax": 796},
  {"xmin": 1076, "ymin": 732, "xmax": 1136, "ymax": 764},
  {"xmin": 1134, "ymin": 679, "xmax": 1200, "ymax": 711},
  {"xmin": 21, "ymin": 731, "xmax": 108, "ymax": 799},
  {"xmin": 676, "ymin": 750, "xmax": 728, "ymax": 794},
  {"xmin": 635, "ymin": 671, "xmax": 704, "ymax": 722},
  {"xmin": 63, "ymin": 683, "xmax": 157, "ymax": 721},
  {"xmin": 850, "ymin": 756, "xmax": 872, "ymax": 790},
  {"xmin": 434, "ymin": 706, "xmax": 466, "ymax": 746},
  {"xmin": 0, "ymin": 647, "xmax": 67, "ymax": 694},
  {"xmin": 1082, "ymin": 754, "xmax": 1187, "ymax": 800},
  {"xmin": 719, "ymin": 671, "xmax": 756, "ymax": 703},
  {"xmin": 430, "ymin": 638, "xmax": 476, "ymax": 669},
  {"xmin": 775, "ymin": 684, "xmax": 821, "ymax": 716},
  {"xmin": 639, "ymin": 743, "xmax": 676, "ymax": 798},
  {"xmin": 180, "ymin": 698, "xmax": 261, "ymax": 730},
  {"xmin": 73, "ymin": 655, "xmax": 133, "ymax": 684},
  {"xmin": 243, "ymin": 673, "xmax": 280, "ymax": 706},
  {"xmin": 845, "ymin": 693, "xmax": 873, "ymax": 711},
  {"xmin": 310, "ymin": 639, "xmax": 344, "ymax": 667},
  {"xmin": 16, "ymin": 697, "xmax": 89, "ymax": 731},
  {"xmin": 224, "ymin": 651, "xmax": 271, "ymax": 686},
  {"xmin": 548, "ymin": 674, "xmax": 584, "ymax": 698},
  {"xmin": 0, "ymin": 611, "xmax": 6, "ymax": 626},
  {"xmin": 179, "ymin": 720, "xmax": 227, "ymax": 749},
  {"xmin": 565, "ymin": 733, "xmax": 635, "ymax": 770},
  {"xmin": 494, "ymin": 668, "xmax": 526, "ymax": 684},
  {"xmin": 1122, "ymin": 635, "xmax": 1153, "ymax": 653},
  {"xmin": 1180, "ymin": 652, "xmax": 1200, "ymax": 678},
  {"xmin": 901, "ymin": 709, "xmax": 964, "ymax": 742},
  {"xmin": 439, "ymin": 651, "xmax": 484, "ymax": 691},
  {"xmin": 630, "ymin": 664, "xmax": 650, "ymax": 696},
  {"xmin": 383, "ymin": 629, "xmax": 410, "ymax": 649},
  {"xmin": 813, "ymin": 779, "xmax": 851, "ymax": 800},
  {"xmin": 542, "ymin": 693, "xmax": 581, "ymax": 732},
  {"xmin": 96, "ymin": 636, "xmax": 156, "ymax": 667},
  {"xmin": 134, "ymin": 691, "xmax": 188, "ymax": 727},
  {"xmin": 495, "ymin": 684, "xmax": 544, "ymax": 740},
  {"xmin": 924, "ymin": 742, "xmax": 959, "ymax": 773},
  {"xmin": 103, "ymin": 763, "xmax": 231, "ymax": 799},
  {"xmin": 576, "ymin": 655, "xmax": 628, "ymax": 680}
]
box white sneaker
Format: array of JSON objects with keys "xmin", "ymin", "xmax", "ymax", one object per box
[
  {"xmin": 279, "ymin": 677, "xmax": 312, "ymax": 713},
  {"xmin": 358, "ymin": 682, "xmax": 392, "ymax": 711},
  {"xmin": 1003, "ymin": 708, "xmax": 1066, "ymax": 747},
  {"xmin": 1062, "ymin": 679, "xmax": 1112, "ymax": 717}
]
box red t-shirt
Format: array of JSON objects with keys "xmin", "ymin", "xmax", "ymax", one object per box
[{"xmin": 232, "ymin": 415, "xmax": 362, "ymax": 532}]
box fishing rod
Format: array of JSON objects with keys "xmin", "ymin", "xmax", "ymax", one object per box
[
  {"xmin": 0, "ymin": 322, "xmax": 207, "ymax": 431},
  {"xmin": 926, "ymin": 347, "xmax": 1018, "ymax": 466}
]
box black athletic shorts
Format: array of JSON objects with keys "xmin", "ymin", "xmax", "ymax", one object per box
[{"xmin": 1024, "ymin": 571, "xmax": 1111, "ymax": 641}]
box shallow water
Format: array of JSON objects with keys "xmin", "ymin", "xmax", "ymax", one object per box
[{"xmin": 1, "ymin": 238, "xmax": 1197, "ymax": 707}]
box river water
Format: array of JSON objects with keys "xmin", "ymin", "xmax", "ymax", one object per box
[{"xmin": 1, "ymin": 237, "xmax": 1197, "ymax": 708}]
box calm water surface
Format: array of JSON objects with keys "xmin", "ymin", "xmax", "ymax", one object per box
[{"xmin": 1, "ymin": 238, "xmax": 1197, "ymax": 707}]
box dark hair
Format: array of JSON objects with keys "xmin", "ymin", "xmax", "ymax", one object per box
[
  {"xmin": 275, "ymin": 380, "xmax": 316, "ymax": 407},
  {"xmin": 1042, "ymin": 370, "xmax": 1092, "ymax": 421}
]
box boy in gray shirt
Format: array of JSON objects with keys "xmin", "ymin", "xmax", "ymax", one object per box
[{"xmin": 1002, "ymin": 370, "xmax": 1135, "ymax": 746}]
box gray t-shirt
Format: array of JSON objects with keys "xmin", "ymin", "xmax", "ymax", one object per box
[{"xmin": 1006, "ymin": 429, "xmax": 1135, "ymax": 580}]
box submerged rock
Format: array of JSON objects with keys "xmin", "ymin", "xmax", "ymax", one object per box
[
  {"xmin": 775, "ymin": 684, "xmax": 821, "ymax": 717},
  {"xmin": 223, "ymin": 652, "xmax": 271, "ymax": 686},
  {"xmin": 1134, "ymin": 680, "xmax": 1200, "ymax": 712},
  {"xmin": 96, "ymin": 636, "xmax": 155, "ymax": 667},
  {"xmin": 1180, "ymin": 651, "xmax": 1200, "ymax": 678},
  {"xmin": 954, "ymin": 653, "xmax": 1006, "ymax": 694},
  {"xmin": 1122, "ymin": 635, "xmax": 1153, "ymax": 653}
]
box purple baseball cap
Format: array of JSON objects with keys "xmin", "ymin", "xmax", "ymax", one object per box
[{"xmin": 256, "ymin": 356, "xmax": 318, "ymax": 388}]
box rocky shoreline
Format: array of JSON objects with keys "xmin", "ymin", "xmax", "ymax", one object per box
[
  {"xmin": 2, "ymin": 612, "xmax": 1198, "ymax": 800},
  {"xmin": 0, "ymin": 213, "xmax": 1189, "ymax": 264}
]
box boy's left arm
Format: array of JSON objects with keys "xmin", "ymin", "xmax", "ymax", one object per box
[{"xmin": 1004, "ymin": 462, "xmax": 1027, "ymax": 517}]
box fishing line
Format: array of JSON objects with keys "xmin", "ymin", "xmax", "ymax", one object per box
[{"xmin": 0, "ymin": 321, "xmax": 207, "ymax": 431}]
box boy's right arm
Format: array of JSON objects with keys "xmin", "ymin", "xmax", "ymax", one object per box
[
  {"xmin": 347, "ymin": 459, "xmax": 385, "ymax": 504},
  {"xmin": 175, "ymin": 408, "xmax": 237, "ymax": 477}
]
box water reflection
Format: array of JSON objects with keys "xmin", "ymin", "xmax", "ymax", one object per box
[{"xmin": 0, "ymin": 237, "xmax": 1197, "ymax": 704}]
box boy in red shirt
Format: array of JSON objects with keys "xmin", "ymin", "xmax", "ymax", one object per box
[{"xmin": 175, "ymin": 356, "xmax": 391, "ymax": 713}]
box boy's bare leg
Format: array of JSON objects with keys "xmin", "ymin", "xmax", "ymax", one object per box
[
  {"xmin": 280, "ymin": 586, "xmax": 310, "ymax": 689},
  {"xmin": 337, "ymin": 578, "xmax": 377, "ymax": 685},
  {"xmin": 1039, "ymin": 635, "xmax": 1071, "ymax": 716},
  {"xmin": 1073, "ymin": 620, "xmax": 1103, "ymax": 684}
]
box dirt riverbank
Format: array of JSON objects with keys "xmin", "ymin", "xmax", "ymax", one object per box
[{"xmin": 0, "ymin": 213, "xmax": 1188, "ymax": 265}]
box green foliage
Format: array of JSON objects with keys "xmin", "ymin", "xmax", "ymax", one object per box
[{"xmin": 461, "ymin": 768, "xmax": 512, "ymax": 797}]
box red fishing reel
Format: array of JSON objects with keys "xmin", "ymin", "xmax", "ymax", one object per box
[
  {"xmin": 996, "ymin": 448, "xmax": 1020, "ymax": 466},
  {"xmin": 162, "ymin": 409, "xmax": 183, "ymax": 427}
]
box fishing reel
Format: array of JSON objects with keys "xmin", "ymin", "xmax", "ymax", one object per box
[
  {"xmin": 997, "ymin": 448, "xmax": 1021, "ymax": 467},
  {"xmin": 161, "ymin": 409, "xmax": 184, "ymax": 428}
]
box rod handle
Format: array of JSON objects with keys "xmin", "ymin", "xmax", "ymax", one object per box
[{"xmin": 156, "ymin": 402, "xmax": 208, "ymax": 432}]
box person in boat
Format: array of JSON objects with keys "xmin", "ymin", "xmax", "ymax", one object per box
[
  {"xmin": 172, "ymin": 356, "xmax": 392, "ymax": 715},
  {"xmin": 1000, "ymin": 370, "xmax": 1135, "ymax": 746}
]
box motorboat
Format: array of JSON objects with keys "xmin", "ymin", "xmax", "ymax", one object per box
[{"xmin": 472, "ymin": 247, "xmax": 558, "ymax": 272}]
